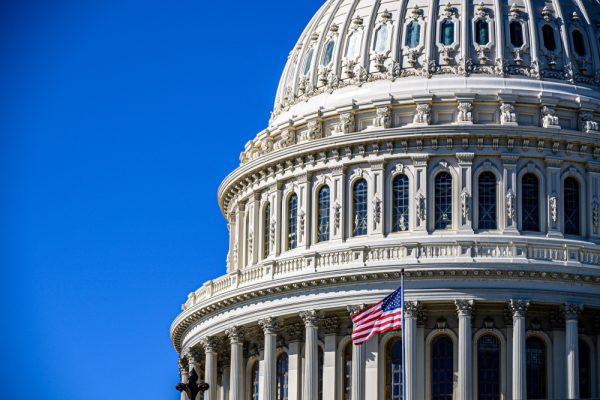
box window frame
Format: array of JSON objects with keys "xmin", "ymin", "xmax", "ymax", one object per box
[
  {"xmin": 471, "ymin": 5, "xmax": 495, "ymax": 53},
  {"xmin": 432, "ymin": 169, "xmax": 455, "ymax": 231},
  {"xmin": 475, "ymin": 170, "xmax": 500, "ymax": 231},
  {"xmin": 525, "ymin": 333, "xmax": 553, "ymax": 400},
  {"xmin": 390, "ymin": 172, "xmax": 410, "ymax": 233},
  {"xmin": 401, "ymin": 8, "xmax": 426, "ymax": 57},
  {"xmin": 316, "ymin": 184, "xmax": 332, "ymax": 243},
  {"xmin": 473, "ymin": 329, "xmax": 506, "ymax": 400},
  {"xmin": 285, "ymin": 193, "xmax": 299, "ymax": 251},
  {"xmin": 424, "ymin": 330, "xmax": 458, "ymax": 400},
  {"xmin": 563, "ymin": 176, "xmax": 581, "ymax": 236},
  {"xmin": 349, "ymin": 173, "xmax": 369, "ymax": 238},
  {"xmin": 518, "ymin": 170, "xmax": 544, "ymax": 233},
  {"xmin": 436, "ymin": 4, "xmax": 460, "ymax": 52}
]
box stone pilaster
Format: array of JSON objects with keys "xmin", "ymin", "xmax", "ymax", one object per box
[
  {"xmin": 502, "ymin": 155, "xmax": 519, "ymax": 233},
  {"xmin": 348, "ymin": 305, "xmax": 366, "ymax": 400},
  {"xmin": 297, "ymin": 173, "xmax": 311, "ymax": 249},
  {"xmin": 370, "ymin": 161, "xmax": 385, "ymax": 236},
  {"xmin": 286, "ymin": 323, "xmax": 304, "ymax": 400},
  {"xmin": 331, "ymin": 166, "xmax": 345, "ymax": 242},
  {"xmin": 545, "ymin": 158, "xmax": 562, "ymax": 237},
  {"xmin": 508, "ymin": 300, "xmax": 530, "ymax": 400},
  {"xmin": 411, "ymin": 155, "xmax": 429, "ymax": 233},
  {"xmin": 258, "ymin": 317, "xmax": 278, "ymax": 400},
  {"xmin": 200, "ymin": 336, "xmax": 218, "ymax": 400},
  {"xmin": 457, "ymin": 153, "xmax": 474, "ymax": 233},
  {"xmin": 322, "ymin": 318, "xmax": 338, "ymax": 400},
  {"xmin": 178, "ymin": 358, "xmax": 189, "ymax": 400},
  {"xmin": 564, "ymin": 303, "xmax": 583, "ymax": 399},
  {"xmin": 300, "ymin": 310, "xmax": 321, "ymax": 400},
  {"xmin": 404, "ymin": 301, "xmax": 422, "ymax": 400},
  {"xmin": 455, "ymin": 299, "xmax": 474, "ymax": 400},
  {"xmin": 226, "ymin": 326, "xmax": 245, "ymax": 400}
]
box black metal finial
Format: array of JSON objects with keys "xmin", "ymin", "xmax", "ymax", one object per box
[{"xmin": 176, "ymin": 368, "xmax": 209, "ymax": 400}]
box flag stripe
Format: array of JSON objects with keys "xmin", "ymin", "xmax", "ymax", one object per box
[{"xmin": 351, "ymin": 286, "xmax": 403, "ymax": 345}]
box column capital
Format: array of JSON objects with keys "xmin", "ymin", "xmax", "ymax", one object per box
[
  {"xmin": 286, "ymin": 322, "xmax": 304, "ymax": 343},
  {"xmin": 347, "ymin": 304, "xmax": 367, "ymax": 317},
  {"xmin": 563, "ymin": 303, "xmax": 584, "ymax": 321},
  {"xmin": 455, "ymin": 299, "xmax": 475, "ymax": 317},
  {"xmin": 200, "ymin": 336, "xmax": 219, "ymax": 353},
  {"xmin": 322, "ymin": 317, "xmax": 339, "ymax": 335},
  {"xmin": 178, "ymin": 357, "xmax": 189, "ymax": 375},
  {"xmin": 258, "ymin": 317, "xmax": 279, "ymax": 334},
  {"xmin": 299, "ymin": 309, "xmax": 322, "ymax": 327},
  {"xmin": 184, "ymin": 348, "xmax": 203, "ymax": 365},
  {"xmin": 508, "ymin": 299, "xmax": 530, "ymax": 318},
  {"xmin": 404, "ymin": 301, "xmax": 423, "ymax": 319},
  {"xmin": 226, "ymin": 326, "xmax": 245, "ymax": 344}
]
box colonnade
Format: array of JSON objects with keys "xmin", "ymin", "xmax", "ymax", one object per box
[{"xmin": 179, "ymin": 300, "xmax": 590, "ymax": 400}]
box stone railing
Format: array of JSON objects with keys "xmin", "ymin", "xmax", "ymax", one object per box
[{"xmin": 182, "ymin": 239, "xmax": 600, "ymax": 310}]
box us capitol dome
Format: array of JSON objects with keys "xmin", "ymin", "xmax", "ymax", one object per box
[{"xmin": 171, "ymin": 0, "xmax": 600, "ymax": 399}]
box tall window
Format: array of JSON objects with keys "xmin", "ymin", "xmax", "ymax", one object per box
[
  {"xmin": 579, "ymin": 339, "xmax": 592, "ymax": 399},
  {"xmin": 276, "ymin": 353, "xmax": 289, "ymax": 400},
  {"xmin": 542, "ymin": 25, "xmax": 556, "ymax": 51},
  {"xmin": 374, "ymin": 24, "xmax": 391, "ymax": 53},
  {"xmin": 288, "ymin": 194, "xmax": 298, "ymax": 250},
  {"xmin": 392, "ymin": 174, "xmax": 409, "ymax": 232},
  {"xmin": 441, "ymin": 20, "xmax": 455, "ymax": 46},
  {"xmin": 431, "ymin": 335, "xmax": 453, "ymax": 400},
  {"xmin": 572, "ymin": 30, "xmax": 586, "ymax": 56},
  {"xmin": 263, "ymin": 203, "xmax": 271, "ymax": 258},
  {"xmin": 526, "ymin": 337, "xmax": 546, "ymax": 400},
  {"xmin": 386, "ymin": 337, "xmax": 403, "ymax": 400},
  {"xmin": 435, "ymin": 172, "xmax": 453, "ymax": 229},
  {"xmin": 510, "ymin": 21, "xmax": 524, "ymax": 47},
  {"xmin": 251, "ymin": 362, "xmax": 260, "ymax": 400},
  {"xmin": 317, "ymin": 186, "xmax": 331, "ymax": 242},
  {"xmin": 322, "ymin": 40, "xmax": 335, "ymax": 66},
  {"xmin": 475, "ymin": 19, "xmax": 490, "ymax": 45},
  {"xmin": 406, "ymin": 21, "xmax": 421, "ymax": 48},
  {"xmin": 342, "ymin": 342, "xmax": 352, "ymax": 400},
  {"xmin": 303, "ymin": 49, "xmax": 314, "ymax": 75},
  {"xmin": 318, "ymin": 346, "xmax": 324, "ymax": 400},
  {"xmin": 522, "ymin": 174, "xmax": 540, "ymax": 232},
  {"xmin": 478, "ymin": 335, "xmax": 500, "ymax": 400},
  {"xmin": 564, "ymin": 177, "xmax": 580, "ymax": 235},
  {"xmin": 478, "ymin": 172, "xmax": 497, "ymax": 230},
  {"xmin": 353, "ymin": 179, "xmax": 368, "ymax": 236},
  {"xmin": 346, "ymin": 30, "xmax": 361, "ymax": 59}
]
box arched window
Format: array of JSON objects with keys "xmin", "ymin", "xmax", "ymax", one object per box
[
  {"xmin": 287, "ymin": 195, "xmax": 298, "ymax": 250},
  {"xmin": 435, "ymin": 172, "xmax": 453, "ymax": 230},
  {"xmin": 318, "ymin": 346, "xmax": 324, "ymax": 400},
  {"xmin": 526, "ymin": 337, "xmax": 547, "ymax": 400},
  {"xmin": 322, "ymin": 40, "xmax": 335, "ymax": 66},
  {"xmin": 374, "ymin": 24, "xmax": 391, "ymax": 53},
  {"xmin": 263, "ymin": 203, "xmax": 271, "ymax": 258},
  {"xmin": 564, "ymin": 177, "xmax": 580, "ymax": 235},
  {"xmin": 251, "ymin": 361, "xmax": 260, "ymax": 400},
  {"xmin": 542, "ymin": 25, "xmax": 556, "ymax": 51},
  {"xmin": 510, "ymin": 21, "xmax": 524, "ymax": 47},
  {"xmin": 353, "ymin": 179, "xmax": 368, "ymax": 236},
  {"xmin": 317, "ymin": 186, "xmax": 331, "ymax": 242},
  {"xmin": 406, "ymin": 21, "xmax": 421, "ymax": 48},
  {"xmin": 441, "ymin": 20, "xmax": 455, "ymax": 46},
  {"xmin": 276, "ymin": 353, "xmax": 289, "ymax": 400},
  {"xmin": 303, "ymin": 49, "xmax": 314, "ymax": 75},
  {"xmin": 572, "ymin": 30, "xmax": 586, "ymax": 56},
  {"xmin": 386, "ymin": 337, "xmax": 403, "ymax": 400},
  {"xmin": 478, "ymin": 172, "xmax": 497, "ymax": 230},
  {"xmin": 478, "ymin": 334, "xmax": 501, "ymax": 400},
  {"xmin": 579, "ymin": 339, "xmax": 592, "ymax": 399},
  {"xmin": 346, "ymin": 30, "xmax": 361, "ymax": 59},
  {"xmin": 475, "ymin": 19, "xmax": 490, "ymax": 45},
  {"xmin": 521, "ymin": 173, "xmax": 540, "ymax": 232},
  {"xmin": 431, "ymin": 335, "xmax": 453, "ymax": 400},
  {"xmin": 392, "ymin": 174, "xmax": 409, "ymax": 232},
  {"xmin": 342, "ymin": 342, "xmax": 352, "ymax": 400}
]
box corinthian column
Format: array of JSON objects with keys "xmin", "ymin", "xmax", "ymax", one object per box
[
  {"xmin": 259, "ymin": 317, "xmax": 278, "ymax": 400},
  {"xmin": 564, "ymin": 303, "xmax": 583, "ymax": 399},
  {"xmin": 404, "ymin": 301, "xmax": 421, "ymax": 400},
  {"xmin": 348, "ymin": 305, "xmax": 366, "ymax": 400},
  {"xmin": 455, "ymin": 299, "xmax": 474, "ymax": 400},
  {"xmin": 200, "ymin": 336, "xmax": 218, "ymax": 400},
  {"xmin": 300, "ymin": 310, "xmax": 321, "ymax": 400},
  {"xmin": 178, "ymin": 358, "xmax": 189, "ymax": 400},
  {"xmin": 508, "ymin": 300, "xmax": 530, "ymax": 400},
  {"xmin": 226, "ymin": 326, "xmax": 245, "ymax": 400}
]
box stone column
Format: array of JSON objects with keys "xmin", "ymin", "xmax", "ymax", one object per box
[
  {"xmin": 286, "ymin": 323, "xmax": 304, "ymax": 400},
  {"xmin": 185, "ymin": 347, "xmax": 203, "ymax": 382},
  {"xmin": 455, "ymin": 300, "xmax": 474, "ymax": 400},
  {"xmin": 457, "ymin": 153, "xmax": 474, "ymax": 233},
  {"xmin": 322, "ymin": 318, "xmax": 339, "ymax": 400},
  {"xmin": 226, "ymin": 326, "xmax": 245, "ymax": 400},
  {"xmin": 259, "ymin": 317, "xmax": 278, "ymax": 400},
  {"xmin": 508, "ymin": 300, "xmax": 529, "ymax": 400},
  {"xmin": 200, "ymin": 336, "xmax": 218, "ymax": 400},
  {"xmin": 220, "ymin": 362, "xmax": 230, "ymax": 400},
  {"xmin": 300, "ymin": 310, "xmax": 321, "ymax": 400},
  {"xmin": 404, "ymin": 301, "xmax": 422, "ymax": 400},
  {"xmin": 551, "ymin": 310, "xmax": 566, "ymax": 399},
  {"xmin": 348, "ymin": 305, "xmax": 366, "ymax": 400},
  {"xmin": 564, "ymin": 303, "xmax": 584, "ymax": 399},
  {"xmin": 178, "ymin": 358, "xmax": 189, "ymax": 400}
]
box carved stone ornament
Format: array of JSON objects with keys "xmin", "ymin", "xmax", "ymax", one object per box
[
  {"xmin": 299, "ymin": 309, "xmax": 322, "ymax": 327},
  {"xmin": 404, "ymin": 301, "xmax": 423, "ymax": 318},
  {"xmin": 508, "ymin": 299, "xmax": 530, "ymax": 318},
  {"xmin": 322, "ymin": 317, "xmax": 339, "ymax": 335},
  {"xmin": 286, "ymin": 323, "xmax": 304, "ymax": 342},
  {"xmin": 373, "ymin": 106, "xmax": 392, "ymax": 129},
  {"xmin": 200, "ymin": 336, "xmax": 218, "ymax": 353},
  {"xmin": 274, "ymin": 128, "xmax": 296, "ymax": 150},
  {"xmin": 334, "ymin": 112, "xmax": 355, "ymax": 134},
  {"xmin": 247, "ymin": 230, "xmax": 253, "ymax": 257},
  {"xmin": 442, "ymin": 2, "xmax": 455, "ymax": 18},
  {"xmin": 184, "ymin": 348, "xmax": 202, "ymax": 365},
  {"xmin": 549, "ymin": 193, "xmax": 558, "ymax": 224},
  {"xmin": 455, "ymin": 299, "xmax": 475, "ymax": 316},
  {"xmin": 542, "ymin": 106, "xmax": 560, "ymax": 128},
  {"xmin": 270, "ymin": 218, "xmax": 276, "ymax": 250},
  {"xmin": 562, "ymin": 303, "xmax": 583, "ymax": 321},
  {"xmin": 457, "ymin": 102, "xmax": 473, "ymax": 123},
  {"xmin": 580, "ymin": 111, "xmax": 599, "ymax": 133},
  {"xmin": 373, "ymin": 196, "xmax": 382, "ymax": 228},
  {"xmin": 232, "ymin": 242, "xmax": 238, "ymax": 267},
  {"xmin": 225, "ymin": 326, "xmax": 245, "ymax": 344},
  {"xmin": 416, "ymin": 193, "xmax": 426, "ymax": 223},
  {"xmin": 334, "ymin": 202, "xmax": 342, "ymax": 234},
  {"xmin": 500, "ymin": 103, "xmax": 518, "ymax": 125},
  {"xmin": 593, "ymin": 198, "xmax": 599, "ymax": 234},
  {"xmin": 413, "ymin": 103, "xmax": 431, "ymax": 125},
  {"xmin": 258, "ymin": 317, "xmax": 279, "ymax": 334},
  {"xmin": 510, "ymin": 3, "xmax": 520, "ymax": 18},
  {"xmin": 300, "ymin": 120, "xmax": 322, "ymax": 142},
  {"xmin": 506, "ymin": 189, "xmax": 517, "ymax": 223},
  {"xmin": 460, "ymin": 189, "xmax": 470, "ymax": 221},
  {"xmin": 299, "ymin": 210, "xmax": 306, "ymax": 239},
  {"xmin": 347, "ymin": 304, "xmax": 366, "ymax": 317}
]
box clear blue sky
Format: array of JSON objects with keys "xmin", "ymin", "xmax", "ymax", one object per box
[{"xmin": 0, "ymin": 1, "xmax": 323, "ymax": 398}]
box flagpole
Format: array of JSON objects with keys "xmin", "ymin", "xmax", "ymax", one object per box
[{"xmin": 401, "ymin": 269, "xmax": 406, "ymax": 400}]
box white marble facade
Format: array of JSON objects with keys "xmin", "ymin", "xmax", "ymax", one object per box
[{"xmin": 171, "ymin": 0, "xmax": 600, "ymax": 399}]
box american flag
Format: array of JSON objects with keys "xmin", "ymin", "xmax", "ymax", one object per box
[{"xmin": 351, "ymin": 285, "xmax": 404, "ymax": 345}]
